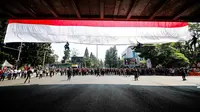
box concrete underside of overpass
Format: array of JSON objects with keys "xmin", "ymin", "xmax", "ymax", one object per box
[{"xmin": 0, "ymin": 0, "xmax": 200, "ymax": 21}]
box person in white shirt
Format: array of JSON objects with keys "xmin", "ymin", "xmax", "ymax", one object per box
[
  {"xmin": 171, "ymin": 69, "xmax": 175, "ymax": 76},
  {"xmin": 39, "ymin": 69, "xmax": 43, "ymax": 79},
  {"xmin": 9, "ymin": 69, "xmax": 14, "ymax": 80},
  {"xmin": 13, "ymin": 69, "xmax": 18, "ymax": 79},
  {"xmin": 18, "ymin": 70, "xmax": 21, "ymax": 77}
]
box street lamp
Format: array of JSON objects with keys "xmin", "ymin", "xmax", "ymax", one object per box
[
  {"xmin": 1, "ymin": 42, "xmax": 23, "ymax": 69},
  {"xmin": 16, "ymin": 43, "xmax": 23, "ymax": 69},
  {"xmin": 42, "ymin": 50, "xmax": 48, "ymax": 69}
]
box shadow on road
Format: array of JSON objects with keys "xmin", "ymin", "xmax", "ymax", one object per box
[{"xmin": 0, "ymin": 84, "xmax": 200, "ymax": 112}]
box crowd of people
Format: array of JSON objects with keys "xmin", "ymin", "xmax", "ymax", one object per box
[
  {"xmin": 39, "ymin": 67, "xmax": 188, "ymax": 81},
  {"xmin": 0, "ymin": 66, "xmax": 188, "ymax": 83}
]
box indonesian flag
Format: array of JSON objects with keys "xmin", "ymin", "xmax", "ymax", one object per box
[{"xmin": 4, "ymin": 20, "xmax": 191, "ymax": 45}]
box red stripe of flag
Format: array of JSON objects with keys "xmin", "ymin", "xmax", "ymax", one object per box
[{"xmin": 8, "ymin": 19, "xmax": 188, "ymax": 28}]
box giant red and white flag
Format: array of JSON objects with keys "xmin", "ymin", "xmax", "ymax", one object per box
[{"xmin": 4, "ymin": 20, "xmax": 191, "ymax": 45}]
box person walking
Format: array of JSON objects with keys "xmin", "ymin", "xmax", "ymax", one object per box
[
  {"xmin": 0, "ymin": 69, "xmax": 5, "ymax": 81},
  {"xmin": 39, "ymin": 69, "xmax": 43, "ymax": 79},
  {"xmin": 134, "ymin": 69, "xmax": 139, "ymax": 81},
  {"xmin": 50, "ymin": 68, "xmax": 54, "ymax": 77},
  {"xmin": 24, "ymin": 68, "xmax": 32, "ymax": 83},
  {"xmin": 13, "ymin": 69, "xmax": 18, "ymax": 80},
  {"xmin": 182, "ymin": 68, "xmax": 187, "ymax": 81},
  {"xmin": 67, "ymin": 67, "xmax": 72, "ymax": 81},
  {"xmin": 72, "ymin": 68, "xmax": 76, "ymax": 77},
  {"xmin": 97, "ymin": 68, "xmax": 100, "ymax": 77}
]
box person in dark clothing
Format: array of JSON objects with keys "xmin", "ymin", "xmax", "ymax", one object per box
[
  {"xmin": 182, "ymin": 68, "xmax": 187, "ymax": 81},
  {"xmin": 50, "ymin": 68, "xmax": 54, "ymax": 77},
  {"xmin": 134, "ymin": 69, "xmax": 139, "ymax": 81},
  {"xmin": 73, "ymin": 68, "xmax": 76, "ymax": 77},
  {"xmin": 97, "ymin": 68, "xmax": 100, "ymax": 77},
  {"xmin": 101, "ymin": 69, "xmax": 105, "ymax": 76},
  {"xmin": 34, "ymin": 69, "xmax": 39, "ymax": 77},
  {"xmin": 64, "ymin": 68, "xmax": 67, "ymax": 76},
  {"xmin": 24, "ymin": 68, "xmax": 32, "ymax": 83},
  {"xmin": 0, "ymin": 70, "xmax": 6, "ymax": 81},
  {"xmin": 67, "ymin": 68, "xmax": 72, "ymax": 81},
  {"xmin": 46, "ymin": 69, "xmax": 49, "ymax": 77},
  {"xmin": 60, "ymin": 69, "xmax": 64, "ymax": 76},
  {"xmin": 39, "ymin": 69, "xmax": 43, "ymax": 79}
]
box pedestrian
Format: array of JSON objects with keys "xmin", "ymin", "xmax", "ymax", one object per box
[
  {"xmin": 182, "ymin": 68, "xmax": 187, "ymax": 81},
  {"xmin": 97, "ymin": 68, "xmax": 100, "ymax": 77},
  {"xmin": 73, "ymin": 68, "xmax": 76, "ymax": 77},
  {"xmin": 171, "ymin": 68, "xmax": 175, "ymax": 76},
  {"xmin": 24, "ymin": 68, "xmax": 32, "ymax": 83},
  {"xmin": 35, "ymin": 69, "xmax": 39, "ymax": 77},
  {"xmin": 13, "ymin": 69, "xmax": 18, "ymax": 80},
  {"xmin": 0, "ymin": 69, "xmax": 5, "ymax": 81},
  {"xmin": 50, "ymin": 68, "xmax": 54, "ymax": 77},
  {"xmin": 67, "ymin": 67, "xmax": 72, "ymax": 81},
  {"xmin": 135, "ymin": 69, "xmax": 139, "ymax": 81},
  {"xmin": 39, "ymin": 69, "xmax": 43, "ymax": 79},
  {"xmin": 101, "ymin": 69, "xmax": 105, "ymax": 76},
  {"xmin": 46, "ymin": 69, "xmax": 49, "ymax": 77}
]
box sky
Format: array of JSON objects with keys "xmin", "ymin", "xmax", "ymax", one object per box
[{"xmin": 51, "ymin": 43, "xmax": 129, "ymax": 61}]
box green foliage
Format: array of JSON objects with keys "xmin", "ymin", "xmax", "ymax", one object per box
[
  {"xmin": 117, "ymin": 57, "xmax": 123, "ymax": 68},
  {"xmin": 20, "ymin": 43, "xmax": 56, "ymax": 66},
  {"xmin": 90, "ymin": 52, "xmax": 98, "ymax": 67},
  {"xmin": 62, "ymin": 50, "xmax": 70, "ymax": 63},
  {"xmin": 0, "ymin": 52, "xmax": 12, "ymax": 64},
  {"xmin": 84, "ymin": 47, "xmax": 89, "ymax": 58},
  {"xmin": 62, "ymin": 43, "xmax": 71, "ymax": 63},
  {"xmin": 0, "ymin": 20, "xmax": 57, "ymax": 66},
  {"xmin": 46, "ymin": 54, "xmax": 59, "ymax": 64},
  {"xmin": 83, "ymin": 47, "xmax": 91, "ymax": 67},
  {"xmin": 135, "ymin": 43, "xmax": 189, "ymax": 68},
  {"xmin": 71, "ymin": 48, "xmax": 79, "ymax": 57},
  {"xmin": 99, "ymin": 60, "xmax": 104, "ymax": 68},
  {"xmin": 105, "ymin": 46, "xmax": 118, "ymax": 68}
]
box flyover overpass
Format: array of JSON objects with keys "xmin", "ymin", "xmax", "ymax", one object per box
[{"xmin": 0, "ymin": 0, "xmax": 200, "ymax": 21}]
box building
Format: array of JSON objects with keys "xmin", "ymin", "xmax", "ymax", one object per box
[
  {"xmin": 121, "ymin": 46, "xmax": 144, "ymax": 67},
  {"xmin": 71, "ymin": 56, "xmax": 84, "ymax": 68}
]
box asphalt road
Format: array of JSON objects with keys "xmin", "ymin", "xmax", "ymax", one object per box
[{"xmin": 0, "ymin": 84, "xmax": 200, "ymax": 112}]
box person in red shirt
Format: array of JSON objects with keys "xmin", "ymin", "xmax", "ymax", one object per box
[
  {"xmin": 0, "ymin": 69, "xmax": 3, "ymax": 78},
  {"xmin": 24, "ymin": 65, "xmax": 28, "ymax": 71},
  {"xmin": 24, "ymin": 67, "xmax": 32, "ymax": 83},
  {"xmin": 0, "ymin": 69, "xmax": 5, "ymax": 81}
]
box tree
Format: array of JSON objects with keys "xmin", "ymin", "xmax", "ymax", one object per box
[
  {"xmin": 19, "ymin": 43, "xmax": 55, "ymax": 66},
  {"xmin": 105, "ymin": 46, "xmax": 118, "ymax": 68},
  {"xmin": 187, "ymin": 23, "xmax": 200, "ymax": 65},
  {"xmin": 83, "ymin": 47, "xmax": 91, "ymax": 67},
  {"xmin": 53, "ymin": 54, "xmax": 59, "ymax": 63},
  {"xmin": 0, "ymin": 20, "xmax": 13, "ymax": 64},
  {"xmin": 62, "ymin": 43, "xmax": 71, "ymax": 63},
  {"xmin": 189, "ymin": 23, "xmax": 200, "ymax": 49},
  {"xmin": 84, "ymin": 47, "xmax": 89, "ymax": 58},
  {"xmin": 71, "ymin": 48, "xmax": 80, "ymax": 57},
  {"xmin": 135, "ymin": 43, "xmax": 189, "ymax": 68},
  {"xmin": 0, "ymin": 20, "xmax": 59, "ymax": 67},
  {"xmin": 99, "ymin": 60, "xmax": 104, "ymax": 68},
  {"xmin": 111, "ymin": 46, "xmax": 118, "ymax": 67},
  {"xmin": 117, "ymin": 57, "xmax": 123, "ymax": 68},
  {"xmin": 46, "ymin": 54, "xmax": 59, "ymax": 64},
  {"xmin": 105, "ymin": 50, "xmax": 111, "ymax": 68},
  {"xmin": 89, "ymin": 52, "xmax": 96, "ymax": 67},
  {"xmin": 62, "ymin": 50, "xmax": 70, "ymax": 63}
]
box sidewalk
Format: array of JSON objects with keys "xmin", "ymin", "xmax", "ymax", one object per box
[{"xmin": 0, "ymin": 73, "xmax": 37, "ymax": 82}]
